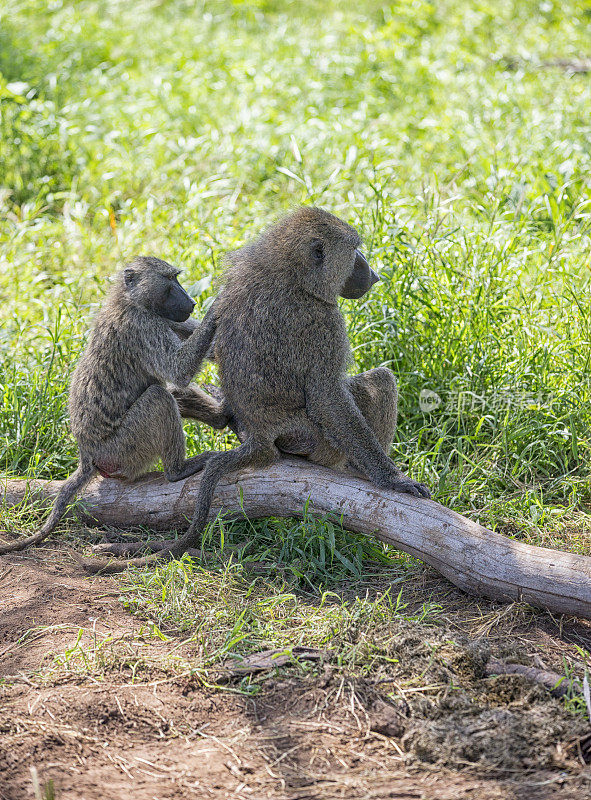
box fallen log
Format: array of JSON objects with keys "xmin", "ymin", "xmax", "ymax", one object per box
[{"xmin": 2, "ymin": 458, "xmax": 591, "ymax": 619}]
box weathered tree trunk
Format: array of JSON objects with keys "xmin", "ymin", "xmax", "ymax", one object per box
[{"xmin": 3, "ymin": 458, "xmax": 591, "ymax": 619}]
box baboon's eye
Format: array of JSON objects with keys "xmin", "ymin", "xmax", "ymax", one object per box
[
  {"xmin": 123, "ymin": 268, "xmax": 136, "ymax": 287},
  {"xmin": 311, "ymin": 242, "xmax": 324, "ymax": 264}
]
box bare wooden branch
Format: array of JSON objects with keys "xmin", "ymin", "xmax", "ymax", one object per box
[
  {"xmin": 484, "ymin": 658, "xmax": 582, "ymax": 698},
  {"xmin": 3, "ymin": 458, "xmax": 591, "ymax": 619}
]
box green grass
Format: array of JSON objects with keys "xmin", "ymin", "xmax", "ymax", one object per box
[{"xmin": 1, "ymin": 0, "xmax": 591, "ymax": 598}]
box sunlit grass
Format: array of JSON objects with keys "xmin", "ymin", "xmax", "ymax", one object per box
[{"xmin": 1, "ymin": 0, "xmax": 590, "ymax": 570}]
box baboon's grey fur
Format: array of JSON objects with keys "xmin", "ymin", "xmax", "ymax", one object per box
[
  {"xmin": 0, "ymin": 256, "xmax": 222, "ymax": 555},
  {"xmin": 88, "ymin": 207, "xmax": 430, "ymax": 573}
]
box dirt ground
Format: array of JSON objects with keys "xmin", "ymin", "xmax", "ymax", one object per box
[{"xmin": 1, "ymin": 548, "xmax": 591, "ymax": 800}]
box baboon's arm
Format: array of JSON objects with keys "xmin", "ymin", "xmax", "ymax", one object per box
[
  {"xmin": 175, "ymin": 305, "xmax": 217, "ymax": 385},
  {"xmin": 168, "ymin": 317, "xmax": 199, "ymax": 340},
  {"xmin": 306, "ymin": 379, "xmax": 430, "ymax": 498},
  {"xmin": 170, "ymin": 315, "xmax": 217, "ymax": 361},
  {"xmin": 173, "ymin": 384, "xmax": 230, "ymax": 429},
  {"xmin": 306, "ymin": 380, "xmax": 400, "ymax": 479},
  {"xmin": 153, "ymin": 304, "xmax": 218, "ymax": 388}
]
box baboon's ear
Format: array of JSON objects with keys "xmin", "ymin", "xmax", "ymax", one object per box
[{"xmin": 123, "ymin": 268, "xmax": 136, "ymax": 287}]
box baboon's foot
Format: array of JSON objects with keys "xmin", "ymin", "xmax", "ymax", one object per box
[
  {"xmin": 166, "ymin": 452, "xmax": 212, "ymax": 482},
  {"xmin": 390, "ymin": 477, "xmax": 431, "ymax": 499}
]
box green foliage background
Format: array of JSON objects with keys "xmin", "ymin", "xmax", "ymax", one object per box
[{"xmin": 1, "ymin": 0, "xmax": 590, "ymax": 570}]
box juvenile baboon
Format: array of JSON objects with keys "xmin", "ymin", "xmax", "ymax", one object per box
[
  {"xmin": 88, "ymin": 207, "xmax": 430, "ymax": 573},
  {"xmin": 0, "ymin": 256, "xmax": 224, "ymax": 555}
]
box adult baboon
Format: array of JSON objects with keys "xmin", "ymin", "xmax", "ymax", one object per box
[
  {"xmin": 0, "ymin": 256, "xmax": 224, "ymax": 555},
  {"xmin": 88, "ymin": 207, "xmax": 430, "ymax": 573}
]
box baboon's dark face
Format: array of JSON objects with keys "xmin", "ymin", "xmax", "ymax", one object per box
[
  {"xmin": 284, "ymin": 209, "xmax": 378, "ymax": 302},
  {"xmin": 155, "ymin": 273, "xmax": 196, "ymax": 322},
  {"xmin": 303, "ymin": 233, "xmax": 379, "ymax": 302},
  {"xmin": 123, "ymin": 261, "xmax": 196, "ymax": 322},
  {"xmin": 341, "ymin": 249, "xmax": 380, "ymax": 299}
]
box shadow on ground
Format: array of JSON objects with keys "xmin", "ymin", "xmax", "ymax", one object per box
[{"xmin": 1, "ymin": 547, "xmax": 590, "ymax": 800}]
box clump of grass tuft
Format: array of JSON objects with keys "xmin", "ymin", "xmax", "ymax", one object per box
[{"xmin": 119, "ymin": 551, "xmax": 440, "ymax": 670}]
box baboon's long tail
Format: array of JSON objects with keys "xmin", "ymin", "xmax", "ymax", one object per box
[
  {"xmin": 82, "ymin": 438, "xmax": 275, "ymax": 574},
  {"xmin": 0, "ymin": 462, "xmax": 96, "ymax": 554}
]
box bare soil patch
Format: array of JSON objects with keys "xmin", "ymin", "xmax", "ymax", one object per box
[{"xmin": 1, "ymin": 548, "xmax": 591, "ymax": 799}]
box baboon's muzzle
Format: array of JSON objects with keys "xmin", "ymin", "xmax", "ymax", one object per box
[{"xmin": 341, "ymin": 250, "xmax": 380, "ymax": 299}]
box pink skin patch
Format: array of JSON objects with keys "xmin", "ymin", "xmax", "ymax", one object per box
[{"xmin": 94, "ymin": 459, "xmax": 127, "ymax": 480}]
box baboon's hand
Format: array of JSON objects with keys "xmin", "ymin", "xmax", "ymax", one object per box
[{"xmin": 389, "ymin": 477, "xmax": 431, "ymax": 499}]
